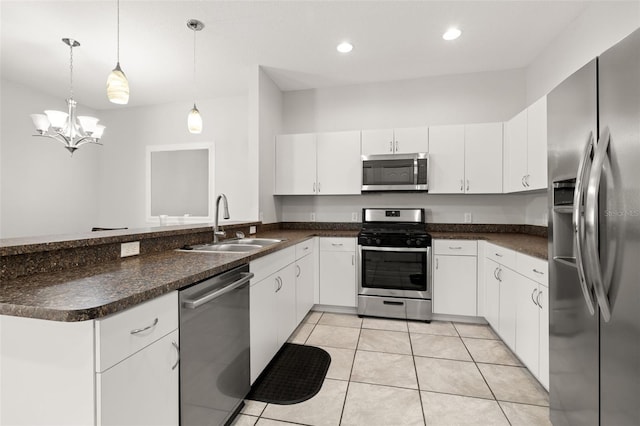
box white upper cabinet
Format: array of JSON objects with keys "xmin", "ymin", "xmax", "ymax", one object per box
[
  {"xmin": 429, "ymin": 123, "xmax": 503, "ymax": 194},
  {"xmin": 275, "ymin": 133, "xmax": 317, "ymax": 195},
  {"xmin": 361, "ymin": 127, "xmax": 428, "ymax": 155},
  {"xmin": 428, "ymin": 125, "xmax": 465, "ymax": 193},
  {"xmin": 275, "ymin": 131, "xmax": 361, "ymax": 195},
  {"xmin": 465, "ymin": 122, "xmax": 503, "ymax": 193},
  {"xmin": 316, "ymin": 131, "xmax": 361, "ymax": 194},
  {"xmin": 526, "ymin": 96, "xmax": 548, "ymax": 190},
  {"xmin": 504, "ymin": 95, "xmax": 548, "ymax": 192}
]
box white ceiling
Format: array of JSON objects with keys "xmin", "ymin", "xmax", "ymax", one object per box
[{"xmin": 1, "ymin": 1, "xmax": 590, "ymax": 111}]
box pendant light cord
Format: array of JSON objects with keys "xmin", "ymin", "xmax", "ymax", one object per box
[
  {"xmin": 193, "ymin": 27, "xmax": 197, "ymax": 102},
  {"xmin": 117, "ymin": 0, "xmax": 120, "ymax": 63},
  {"xmin": 69, "ymin": 43, "xmax": 74, "ymax": 99}
]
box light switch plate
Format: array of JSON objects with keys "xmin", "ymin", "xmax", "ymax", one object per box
[
  {"xmin": 351, "ymin": 212, "xmax": 358, "ymax": 222},
  {"xmin": 464, "ymin": 213, "xmax": 472, "ymax": 223},
  {"xmin": 310, "ymin": 213, "xmax": 316, "ymax": 222},
  {"xmin": 121, "ymin": 241, "xmax": 140, "ymax": 257},
  {"xmin": 249, "ymin": 225, "xmax": 257, "ymax": 234}
]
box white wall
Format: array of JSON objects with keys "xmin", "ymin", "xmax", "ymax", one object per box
[
  {"xmin": 526, "ymin": 1, "xmax": 640, "ymax": 103},
  {"xmin": 282, "ymin": 68, "xmax": 527, "ymax": 133},
  {"xmin": 0, "ymin": 79, "xmax": 101, "ymax": 238},
  {"xmin": 255, "ymin": 67, "xmax": 284, "ymax": 224},
  {"xmin": 97, "ymin": 95, "xmax": 251, "ymax": 229}
]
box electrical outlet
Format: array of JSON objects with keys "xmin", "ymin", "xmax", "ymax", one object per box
[
  {"xmin": 121, "ymin": 241, "xmax": 140, "ymax": 257},
  {"xmin": 310, "ymin": 212, "xmax": 316, "ymax": 222},
  {"xmin": 464, "ymin": 213, "xmax": 472, "ymax": 223},
  {"xmin": 351, "ymin": 212, "xmax": 358, "ymax": 222},
  {"xmin": 249, "ymin": 225, "xmax": 257, "ymax": 234}
]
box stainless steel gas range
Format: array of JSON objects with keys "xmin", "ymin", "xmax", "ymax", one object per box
[{"xmin": 357, "ymin": 208, "xmax": 432, "ymax": 322}]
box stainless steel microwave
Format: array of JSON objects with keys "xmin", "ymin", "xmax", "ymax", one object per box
[{"xmin": 361, "ymin": 153, "xmax": 429, "ymax": 192}]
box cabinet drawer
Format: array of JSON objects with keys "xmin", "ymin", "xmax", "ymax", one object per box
[
  {"xmin": 485, "ymin": 242, "xmax": 516, "ymax": 269},
  {"xmin": 295, "ymin": 238, "xmax": 315, "ymax": 259},
  {"xmin": 320, "ymin": 237, "xmax": 356, "ymax": 252},
  {"xmin": 250, "ymin": 246, "xmax": 296, "ymax": 283},
  {"xmin": 95, "ymin": 291, "xmax": 178, "ymax": 372},
  {"xmin": 433, "ymin": 239, "xmax": 477, "ymax": 256},
  {"xmin": 517, "ymin": 253, "xmax": 548, "ymax": 286}
]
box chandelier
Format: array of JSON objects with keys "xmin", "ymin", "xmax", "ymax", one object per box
[
  {"xmin": 30, "ymin": 38, "xmax": 105, "ymax": 155},
  {"xmin": 187, "ymin": 19, "xmax": 204, "ymax": 134}
]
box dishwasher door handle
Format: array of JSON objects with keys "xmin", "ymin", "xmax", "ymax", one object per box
[{"xmin": 182, "ymin": 272, "xmax": 254, "ymax": 309}]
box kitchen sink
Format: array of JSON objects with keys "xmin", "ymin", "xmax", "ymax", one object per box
[{"xmin": 180, "ymin": 238, "xmax": 283, "ymax": 254}]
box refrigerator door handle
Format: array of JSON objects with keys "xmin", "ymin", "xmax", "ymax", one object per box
[
  {"xmin": 585, "ymin": 126, "xmax": 612, "ymax": 322},
  {"xmin": 572, "ymin": 131, "xmax": 596, "ymax": 315}
]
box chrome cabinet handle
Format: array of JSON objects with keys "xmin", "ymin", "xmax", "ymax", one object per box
[
  {"xmin": 531, "ymin": 288, "xmax": 539, "ymax": 306},
  {"xmin": 275, "ymin": 277, "xmax": 282, "ymax": 292},
  {"xmin": 318, "ymin": 182, "xmax": 321, "ymax": 193},
  {"xmin": 573, "ymin": 131, "xmax": 596, "ymax": 315},
  {"xmin": 313, "ymin": 182, "xmax": 316, "ymax": 193},
  {"xmin": 436, "ymin": 258, "xmax": 439, "ymax": 269},
  {"xmin": 497, "ymin": 268, "xmax": 503, "ymax": 282},
  {"xmin": 296, "ymin": 264, "xmax": 301, "ymax": 277},
  {"xmin": 352, "ymin": 254, "xmax": 355, "ymax": 265},
  {"xmin": 449, "ymin": 246, "xmax": 462, "ymax": 250},
  {"xmin": 171, "ymin": 341, "xmax": 180, "ymax": 370},
  {"xmin": 495, "ymin": 253, "xmax": 503, "ymax": 257},
  {"xmin": 395, "ymin": 140, "xmax": 399, "ymax": 152},
  {"xmin": 130, "ymin": 318, "xmax": 158, "ymax": 335},
  {"xmin": 585, "ymin": 126, "xmax": 612, "ymax": 322},
  {"xmin": 466, "ymin": 180, "xmax": 469, "ymax": 191},
  {"xmin": 537, "ymin": 290, "xmax": 543, "ymax": 309},
  {"xmin": 331, "ymin": 243, "xmax": 344, "ymax": 247},
  {"xmin": 522, "ymin": 175, "xmax": 527, "ymax": 187},
  {"xmin": 533, "ymin": 269, "xmax": 545, "ymax": 275},
  {"xmin": 389, "ymin": 141, "xmax": 393, "ymax": 152},
  {"xmin": 526, "ymin": 174, "xmax": 531, "ymax": 187},
  {"xmin": 460, "ymin": 180, "xmax": 464, "ymax": 192},
  {"xmin": 493, "ymin": 267, "xmax": 499, "ymax": 280}
]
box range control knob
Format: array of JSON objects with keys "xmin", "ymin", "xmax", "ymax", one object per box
[
  {"xmin": 406, "ymin": 239, "xmax": 412, "ymax": 246},
  {"xmin": 415, "ymin": 239, "xmax": 423, "ymax": 246},
  {"xmin": 375, "ymin": 238, "xmax": 381, "ymax": 245}
]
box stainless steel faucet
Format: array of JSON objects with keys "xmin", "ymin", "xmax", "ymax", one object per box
[{"xmin": 214, "ymin": 193, "xmax": 230, "ymax": 243}]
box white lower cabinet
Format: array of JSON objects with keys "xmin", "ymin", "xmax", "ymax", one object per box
[
  {"xmin": 276, "ymin": 263, "xmax": 297, "ymax": 346},
  {"xmin": 432, "ymin": 240, "xmax": 478, "ymax": 316},
  {"xmin": 97, "ymin": 330, "xmax": 179, "ymax": 426},
  {"xmin": 483, "ymin": 245, "xmax": 549, "ymax": 389},
  {"xmin": 319, "ymin": 237, "xmax": 357, "ymax": 307},
  {"xmin": 295, "ymin": 240, "xmax": 316, "ymax": 323},
  {"xmin": 250, "ymin": 271, "xmax": 279, "ymax": 383},
  {"xmin": 0, "ymin": 292, "xmax": 179, "ymax": 426}
]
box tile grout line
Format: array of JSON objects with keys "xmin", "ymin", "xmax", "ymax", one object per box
[
  {"xmin": 408, "ymin": 320, "xmax": 428, "ymax": 426},
  {"xmin": 336, "ymin": 316, "xmax": 362, "ymax": 426}
]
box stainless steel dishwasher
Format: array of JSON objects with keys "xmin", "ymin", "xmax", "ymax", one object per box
[{"xmin": 179, "ymin": 264, "xmax": 253, "ymax": 426}]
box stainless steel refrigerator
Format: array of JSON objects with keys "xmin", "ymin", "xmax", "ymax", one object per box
[{"xmin": 548, "ymin": 28, "xmax": 640, "ymax": 426}]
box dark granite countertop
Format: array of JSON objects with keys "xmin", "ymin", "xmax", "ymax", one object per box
[{"xmin": 0, "ymin": 227, "xmax": 545, "ymax": 322}]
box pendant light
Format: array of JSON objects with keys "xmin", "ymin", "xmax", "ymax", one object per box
[
  {"xmin": 106, "ymin": 0, "xmax": 129, "ymax": 104},
  {"xmin": 187, "ymin": 19, "xmax": 204, "ymax": 134}
]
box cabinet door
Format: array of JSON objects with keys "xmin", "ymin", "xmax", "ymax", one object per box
[
  {"xmin": 250, "ymin": 276, "xmax": 278, "ymax": 383},
  {"xmin": 319, "ymin": 250, "xmax": 356, "ymax": 307},
  {"xmin": 97, "ymin": 330, "xmax": 179, "ymax": 426},
  {"xmin": 274, "ymin": 133, "xmax": 317, "ymax": 195},
  {"xmin": 316, "ymin": 131, "xmax": 361, "ymax": 195},
  {"xmin": 361, "ymin": 129, "xmax": 394, "ymax": 155},
  {"xmin": 296, "ymin": 253, "xmax": 315, "ymax": 324},
  {"xmin": 498, "ymin": 267, "xmax": 517, "ymax": 350},
  {"xmin": 393, "ymin": 126, "xmax": 429, "ymax": 154},
  {"xmin": 484, "ymin": 258, "xmax": 501, "ymax": 330},
  {"xmin": 465, "ymin": 123, "xmax": 503, "ymax": 193},
  {"xmin": 526, "ymin": 96, "xmax": 548, "ymax": 190},
  {"xmin": 276, "ymin": 263, "xmax": 298, "ymax": 346},
  {"xmin": 538, "ymin": 284, "xmax": 549, "ymax": 390},
  {"xmin": 503, "ymin": 110, "xmax": 528, "ymax": 193},
  {"xmin": 433, "ymin": 255, "xmax": 477, "ymax": 316},
  {"xmin": 515, "ymin": 274, "xmax": 540, "ymax": 377},
  {"xmin": 428, "ymin": 125, "xmax": 465, "ymax": 193}
]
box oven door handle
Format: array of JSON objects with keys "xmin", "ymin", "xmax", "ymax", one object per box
[{"xmin": 360, "ymin": 246, "xmax": 430, "ymax": 253}]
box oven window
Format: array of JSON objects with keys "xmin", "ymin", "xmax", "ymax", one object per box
[
  {"xmin": 361, "ymin": 250, "xmax": 427, "ymax": 291},
  {"xmin": 362, "ymin": 159, "xmax": 414, "ymax": 186}
]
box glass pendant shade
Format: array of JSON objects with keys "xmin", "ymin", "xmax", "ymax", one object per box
[
  {"xmin": 93, "ymin": 125, "xmax": 106, "ymax": 139},
  {"xmin": 78, "ymin": 116, "xmax": 100, "ymax": 135},
  {"xmin": 44, "ymin": 110, "xmax": 69, "ymax": 131},
  {"xmin": 188, "ymin": 104, "xmax": 203, "ymax": 134},
  {"xmin": 30, "ymin": 114, "xmax": 51, "ymax": 134},
  {"xmin": 106, "ymin": 63, "xmax": 130, "ymax": 104}
]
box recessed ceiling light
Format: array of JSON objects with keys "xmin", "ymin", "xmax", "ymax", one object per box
[
  {"xmin": 337, "ymin": 42, "xmax": 353, "ymax": 53},
  {"xmin": 443, "ymin": 27, "xmax": 462, "ymax": 41}
]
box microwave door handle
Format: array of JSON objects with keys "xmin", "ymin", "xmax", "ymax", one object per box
[
  {"xmin": 414, "ymin": 158, "xmax": 419, "ymax": 185},
  {"xmin": 573, "ymin": 131, "xmax": 596, "ymax": 315},
  {"xmin": 584, "ymin": 126, "xmax": 612, "ymax": 322}
]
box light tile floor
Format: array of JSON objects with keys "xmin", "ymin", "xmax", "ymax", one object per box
[{"xmin": 233, "ymin": 312, "xmax": 551, "ymax": 426}]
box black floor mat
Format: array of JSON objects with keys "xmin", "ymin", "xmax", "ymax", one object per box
[{"xmin": 247, "ymin": 343, "xmax": 331, "ymax": 405}]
